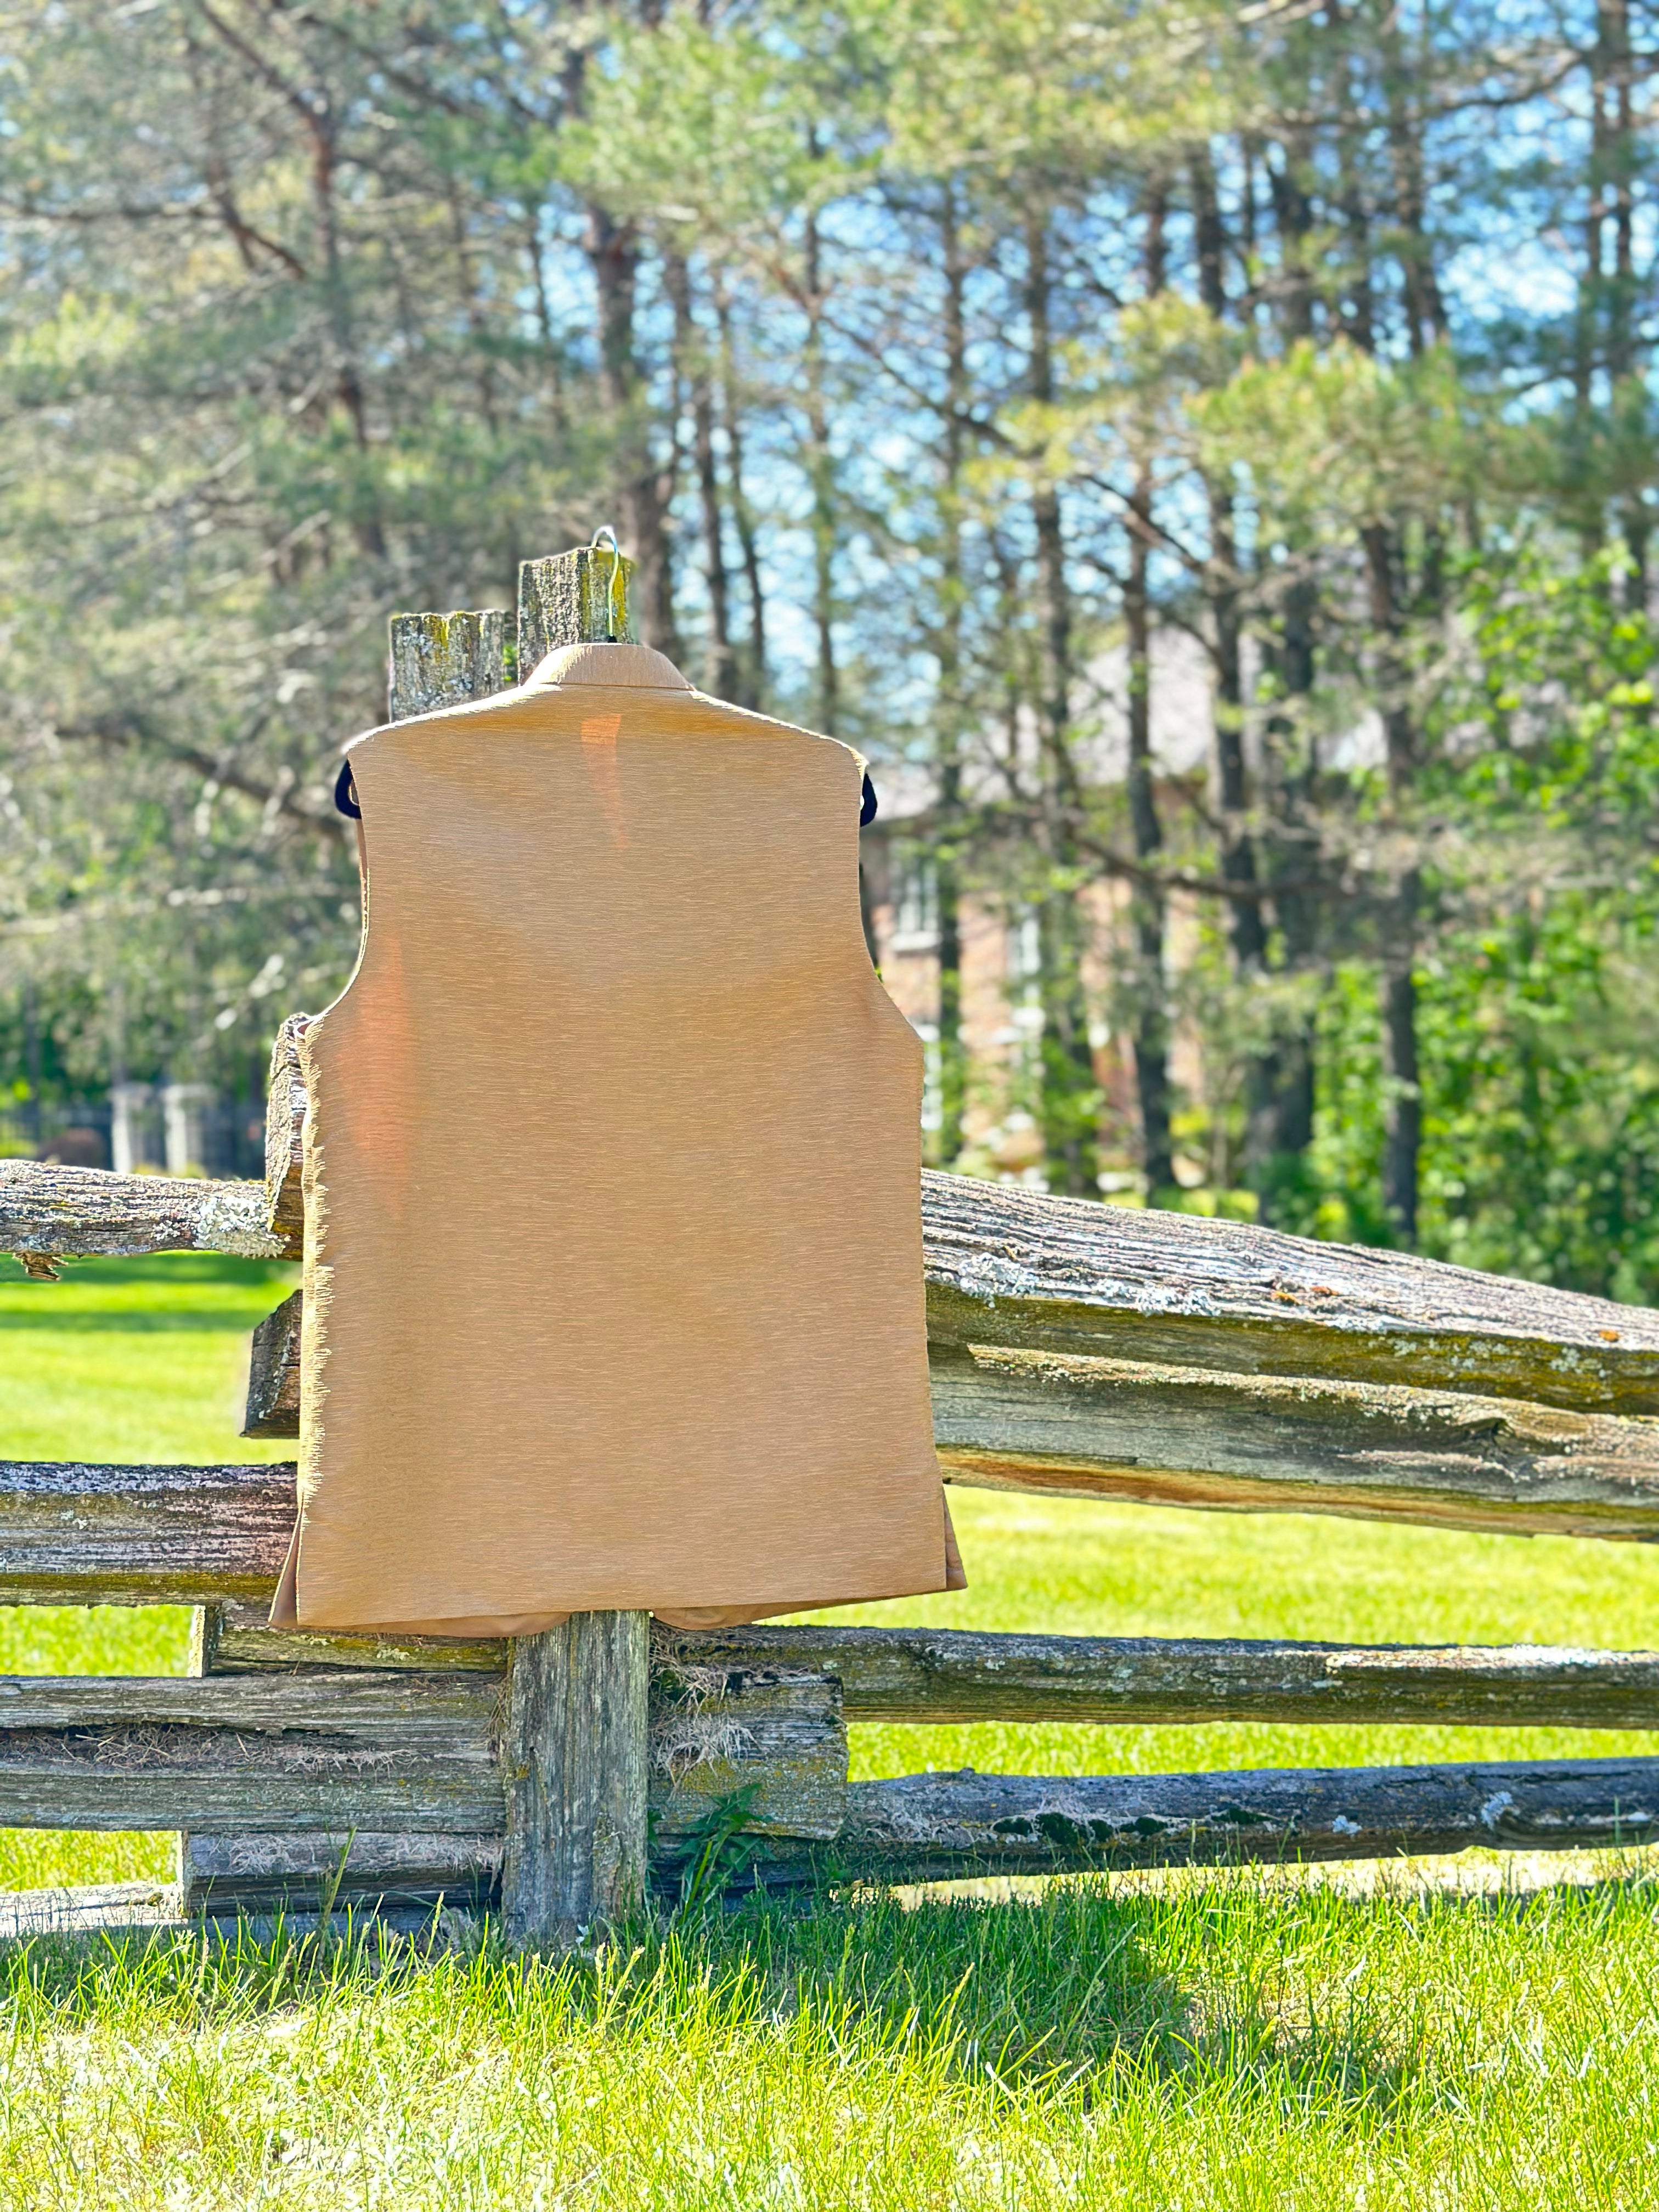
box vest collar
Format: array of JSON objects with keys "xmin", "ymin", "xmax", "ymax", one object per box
[{"xmin": 522, "ymin": 641, "xmax": 693, "ymax": 691}]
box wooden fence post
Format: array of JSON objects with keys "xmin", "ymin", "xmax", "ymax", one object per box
[
  {"xmin": 501, "ymin": 1609, "xmax": 650, "ymax": 1948},
  {"xmin": 501, "ymin": 547, "xmax": 650, "ymax": 1946}
]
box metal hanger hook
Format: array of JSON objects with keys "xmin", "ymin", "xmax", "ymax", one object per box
[{"xmin": 589, "ymin": 525, "xmax": 623, "ymax": 643}]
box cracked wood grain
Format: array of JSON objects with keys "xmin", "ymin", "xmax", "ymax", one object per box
[
  {"xmin": 178, "ymin": 1829, "xmax": 503, "ymax": 1916},
  {"xmin": 239, "ymin": 1295, "xmax": 1659, "ymax": 1542},
  {"xmin": 648, "ymin": 1655, "xmax": 845, "ymax": 1844},
  {"xmin": 0, "ymin": 1670, "xmax": 504, "ymax": 1832},
  {"xmin": 13, "ymin": 1156, "xmax": 1657, "ymax": 1414},
  {"xmin": 501, "ymin": 1609, "xmax": 648, "ymax": 1948},
  {"xmin": 0, "ymin": 1460, "xmax": 296, "ymax": 1606},
  {"xmin": 740, "ymin": 1756, "xmax": 1659, "ymax": 1885},
  {"xmin": 0, "ymin": 1162, "xmax": 288, "ymax": 1267},
  {"xmin": 658, "ymin": 1622, "xmax": 1659, "ymax": 1730}
]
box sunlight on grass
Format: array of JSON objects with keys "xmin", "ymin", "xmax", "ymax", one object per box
[
  {"xmin": 0, "ymin": 1254, "xmax": 299, "ymax": 1464},
  {"xmin": 2, "ymin": 1876, "xmax": 1656, "ymax": 2208}
]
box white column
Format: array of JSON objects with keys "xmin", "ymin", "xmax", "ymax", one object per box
[
  {"xmin": 110, "ymin": 1083, "xmax": 159, "ymax": 1176},
  {"xmin": 161, "ymin": 1083, "xmax": 214, "ymax": 1177}
]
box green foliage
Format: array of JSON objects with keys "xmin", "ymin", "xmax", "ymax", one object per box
[
  {"xmin": 1277, "ymin": 553, "xmax": 1659, "ymax": 1292},
  {"xmin": 0, "ymin": 2, "xmax": 600, "ymax": 1096},
  {"xmin": 1306, "ymin": 925, "xmax": 1659, "ymax": 1299},
  {"xmin": 1196, "ymin": 339, "xmax": 1483, "ymax": 540},
  {"xmin": 5, "ymin": 0, "xmax": 1659, "ymax": 1285}
]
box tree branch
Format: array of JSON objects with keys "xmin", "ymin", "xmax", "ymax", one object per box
[{"xmin": 53, "ymin": 712, "xmax": 340, "ymax": 839}]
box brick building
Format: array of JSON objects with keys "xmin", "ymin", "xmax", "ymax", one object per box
[{"xmin": 857, "ymin": 628, "xmax": 1381, "ymax": 1194}]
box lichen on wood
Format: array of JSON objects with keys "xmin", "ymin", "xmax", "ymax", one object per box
[
  {"xmin": 387, "ymin": 608, "xmax": 511, "ymax": 719},
  {"xmin": 648, "ymin": 1651, "xmax": 845, "ymax": 1843},
  {"xmin": 737, "ymin": 1756, "xmax": 1659, "ymax": 1887},
  {"xmin": 262, "ymin": 1017, "xmax": 310, "ymax": 1252},
  {"xmin": 206, "ymin": 1596, "xmax": 505, "ymax": 1675},
  {"xmin": 501, "ymin": 1610, "xmax": 649, "ymax": 1948},
  {"xmin": 243, "ymin": 1289, "xmax": 302, "ymax": 1436},
  {"xmin": 0, "ymin": 1162, "xmax": 287, "ymax": 1263},
  {"xmin": 658, "ymin": 1621, "xmax": 1659, "ymax": 1730},
  {"xmin": 0, "ymin": 1459, "xmax": 295, "ymax": 1607},
  {"xmin": 516, "ymin": 548, "xmax": 635, "ymax": 673},
  {"xmin": 921, "ymin": 1171, "xmax": 1659, "ymax": 1413},
  {"xmin": 0, "ymin": 1669, "xmax": 504, "ymax": 1833},
  {"xmin": 179, "ymin": 1829, "xmax": 501, "ymax": 1916}
]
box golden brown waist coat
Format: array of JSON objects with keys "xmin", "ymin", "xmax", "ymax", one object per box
[{"xmin": 270, "ymin": 640, "xmax": 962, "ymax": 1635}]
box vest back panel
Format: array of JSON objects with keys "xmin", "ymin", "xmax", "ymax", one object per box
[{"xmin": 272, "ymin": 647, "xmax": 957, "ymax": 1635}]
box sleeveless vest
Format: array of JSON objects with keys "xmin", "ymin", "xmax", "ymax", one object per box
[{"xmin": 270, "ymin": 640, "xmax": 962, "ymax": 1635}]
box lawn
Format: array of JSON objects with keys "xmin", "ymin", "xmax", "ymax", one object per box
[{"xmin": 2, "ymin": 1252, "xmax": 1657, "ymax": 2205}]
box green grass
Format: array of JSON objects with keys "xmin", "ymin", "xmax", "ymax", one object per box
[
  {"xmin": 3, "ymin": 1878, "xmax": 1657, "ymax": 2208},
  {"xmin": 0, "ymin": 1253, "xmax": 301, "ymax": 1464},
  {"xmin": 4, "ymin": 1251, "xmax": 1659, "ymax": 2204}
]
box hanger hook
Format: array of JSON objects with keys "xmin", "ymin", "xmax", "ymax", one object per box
[{"xmin": 589, "ymin": 525, "xmax": 623, "ymax": 644}]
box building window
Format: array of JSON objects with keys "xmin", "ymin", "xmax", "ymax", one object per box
[{"xmin": 890, "ymin": 843, "xmax": 939, "ymax": 948}]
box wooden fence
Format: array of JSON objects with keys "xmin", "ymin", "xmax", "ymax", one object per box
[{"xmin": 4, "ymin": 546, "xmax": 1659, "ymax": 1943}]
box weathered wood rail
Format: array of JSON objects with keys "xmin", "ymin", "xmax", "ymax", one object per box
[
  {"xmin": 15, "ymin": 1170, "xmax": 1659, "ymax": 1545},
  {"xmin": 13, "ymin": 1153, "xmax": 1658, "ymax": 1412},
  {"xmin": 652, "ymin": 1622, "xmax": 1659, "ymax": 1731},
  {"xmin": 751, "ymin": 1756, "xmax": 1659, "ymax": 1884},
  {"xmin": 4, "ymin": 541, "xmax": 1659, "ymax": 1940},
  {"xmin": 0, "ymin": 1636, "xmax": 1656, "ymax": 1904},
  {"xmin": 4, "ymin": 1344, "xmax": 1659, "ymax": 1923},
  {"xmin": 7, "ymin": 1462, "xmax": 1659, "ymax": 1730}
]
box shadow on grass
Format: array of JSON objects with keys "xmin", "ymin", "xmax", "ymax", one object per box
[
  {"xmin": 12, "ymin": 1861, "xmax": 1657, "ymax": 2118},
  {"xmin": 3, "ymin": 1257, "xmax": 293, "ymax": 1286},
  {"xmin": 691, "ymin": 1880, "xmax": 1431, "ymax": 2118},
  {"xmin": 0, "ymin": 1308, "xmax": 286, "ymax": 1334},
  {"xmin": 0, "ymin": 1253, "xmax": 296, "ymax": 1332},
  {"xmin": 12, "ymin": 1865, "xmax": 1628, "ymax": 2123}
]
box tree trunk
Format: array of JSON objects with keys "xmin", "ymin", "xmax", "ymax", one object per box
[
  {"xmin": 1025, "ymin": 210, "xmax": 1097, "ymax": 1197},
  {"xmin": 667, "ymin": 253, "xmax": 737, "ymax": 699},
  {"xmin": 1380, "ymin": 918, "xmax": 1420, "ymax": 1244},
  {"xmin": 1208, "ymin": 486, "xmax": 1263, "ymax": 970},
  {"xmin": 588, "ymin": 204, "xmax": 678, "ymax": 655},
  {"xmin": 1192, "ymin": 153, "xmax": 1266, "ymax": 981},
  {"xmin": 933, "ymin": 184, "xmax": 970, "ymax": 1166},
  {"xmin": 1245, "ymin": 576, "xmax": 1319, "ymax": 1220},
  {"xmin": 1364, "ymin": 521, "xmax": 1421, "ymax": 1244},
  {"xmin": 803, "ymin": 207, "xmax": 839, "ymax": 733},
  {"xmin": 714, "ymin": 280, "xmax": 767, "ymax": 708},
  {"xmin": 1601, "ymin": 0, "xmax": 1649, "ymax": 602},
  {"xmin": 1265, "ymin": 138, "xmax": 1317, "ymax": 341},
  {"xmin": 1124, "ymin": 189, "xmax": 1172, "ymax": 1198},
  {"xmin": 1126, "ymin": 467, "xmax": 1172, "ymax": 1198},
  {"xmin": 1378, "ymin": 5, "xmax": 1447, "ymax": 356}
]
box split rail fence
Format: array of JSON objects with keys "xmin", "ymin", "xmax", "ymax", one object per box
[{"xmin": 6, "ymin": 546, "xmax": 1659, "ymax": 1944}]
